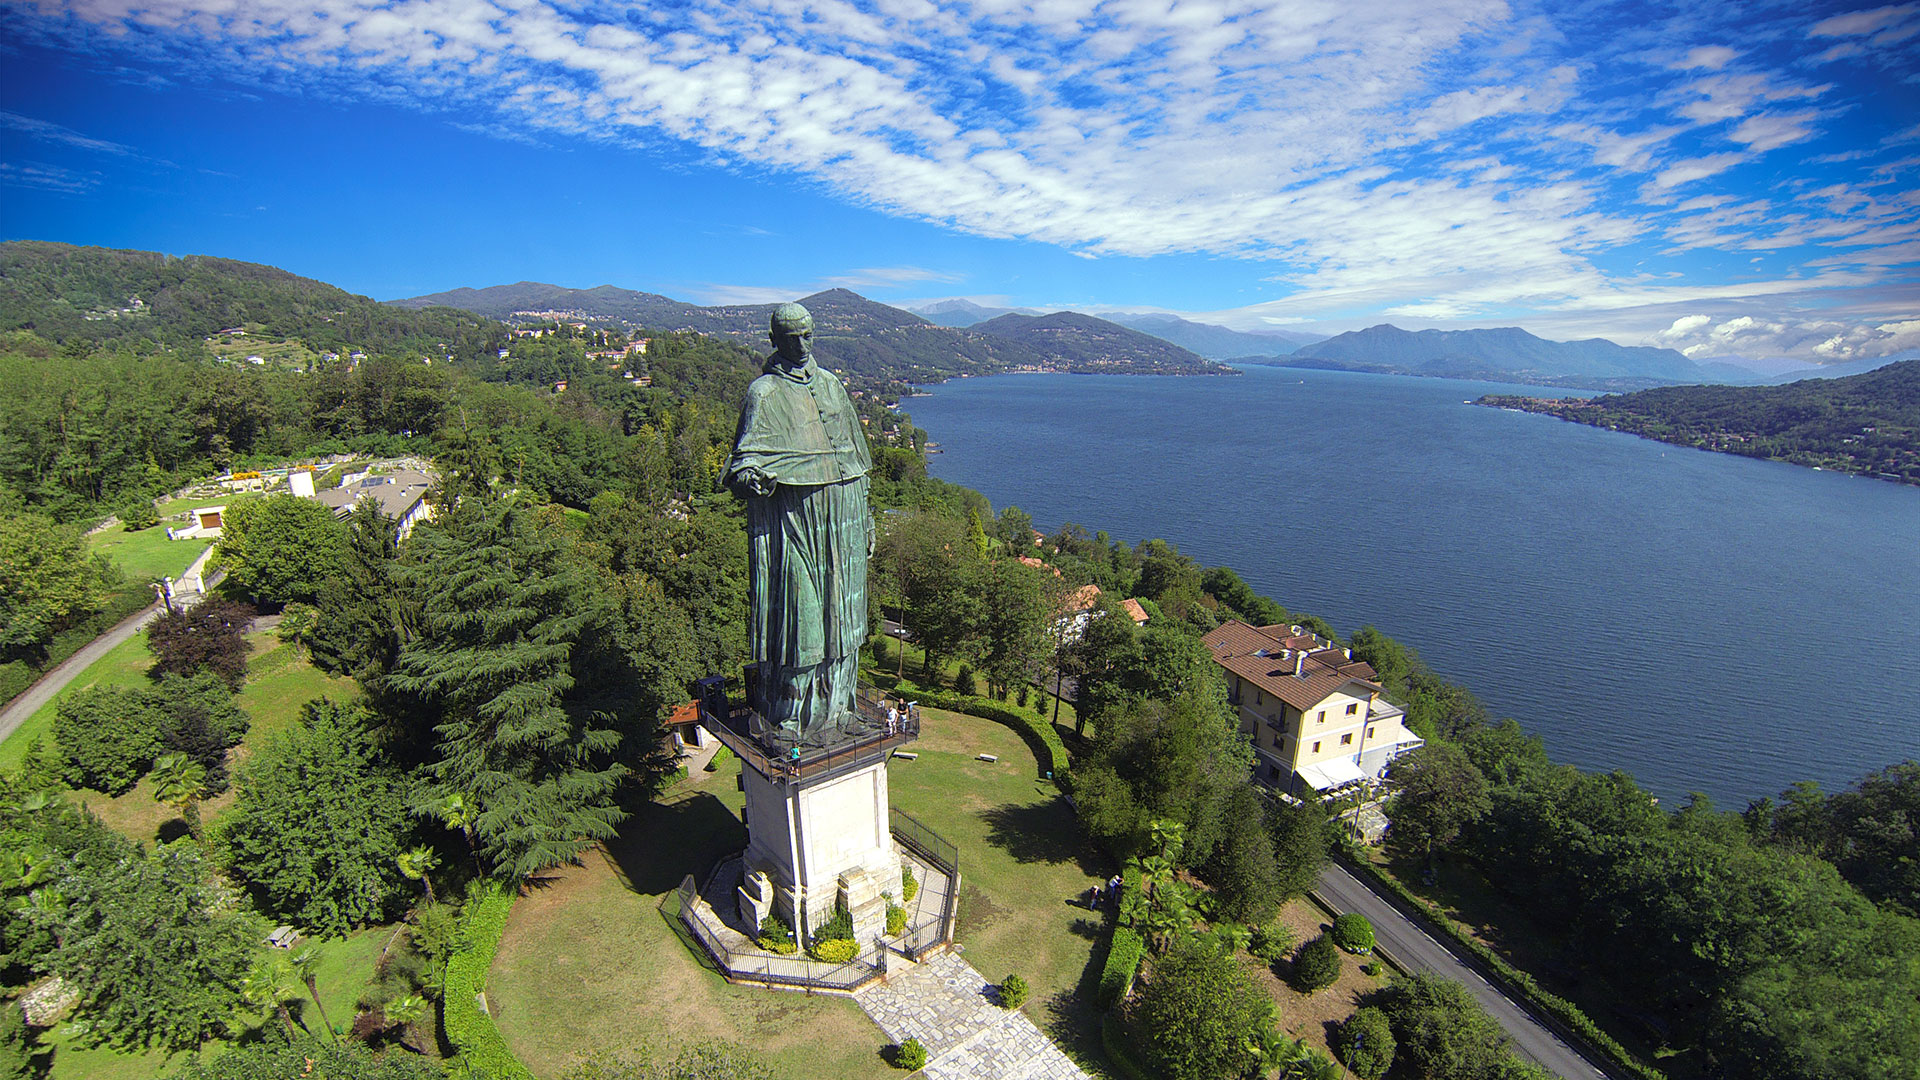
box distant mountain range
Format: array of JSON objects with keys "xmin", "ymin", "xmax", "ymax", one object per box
[
  {"xmin": 1258, "ymin": 323, "xmax": 1753, "ymax": 391},
  {"xmin": 396, "ymin": 282, "xmax": 1228, "ymax": 382},
  {"xmin": 1101, "ymin": 313, "xmax": 1322, "ymax": 358},
  {"xmin": 909, "ymin": 298, "xmax": 1043, "ymax": 326}
]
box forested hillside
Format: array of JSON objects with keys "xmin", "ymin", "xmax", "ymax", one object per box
[
  {"xmin": 1479, "ymin": 360, "xmax": 1920, "ymax": 484},
  {"xmin": 0, "ymin": 241, "xmax": 501, "ymax": 361}
]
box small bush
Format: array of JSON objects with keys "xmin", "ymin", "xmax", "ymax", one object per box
[
  {"xmin": 0, "ymin": 662, "xmax": 35, "ymax": 707},
  {"xmin": 810, "ymin": 938, "xmax": 858, "ymax": 964},
  {"xmin": 999, "ymin": 974, "xmax": 1028, "ymax": 1009},
  {"xmin": 705, "ymin": 745, "xmax": 734, "ymax": 771},
  {"xmin": 902, "ymin": 865, "xmax": 919, "ymax": 904},
  {"xmin": 814, "ymin": 904, "xmax": 854, "ymax": 943},
  {"xmin": 1293, "ymin": 934, "xmax": 1341, "ymax": 993},
  {"xmin": 756, "ymin": 916, "xmax": 797, "ymax": 955},
  {"xmin": 1248, "ymin": 923, "xmax": 1295, "ymax": 963},
  {"xmin": 1098, "ymin": 926, "xmax": 1147, "ymax": 1007},
  {"xmin": 886, "ymin": 903, "xmax": 907, "ymax": 936},
  {"xmin": 953, "ymin": 664, "xmax": 974, "ymax": 693},
  {"xmin": 1362, "ymin": 960, "xmax": 1383, "ymax": 976},
  {"xmin": 891, "ymin": 1038, "xmax": 927, "ymax": 1071},
  {"xmin": 1332, "ymin": 912, "xmax": 1375, "ymax": 954},
  {"xmin": 119, "ymin": 499, "xmax": 160, "ymax": 531},
  {"xmin": 1334, "ymin": 1006, "xmax": 1395, "ymax": 1079}
]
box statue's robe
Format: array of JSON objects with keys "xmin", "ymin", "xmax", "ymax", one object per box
[{"xmin": 726, "ymin": 358, "xmax": 873, "ymax": 741}]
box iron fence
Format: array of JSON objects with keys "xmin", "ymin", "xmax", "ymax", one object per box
[
  {"xmin": 670, "ymin": 875, "xmax": 883, "ymax": 993},
  {"xmin": 890, "ymin": 808, "xmax": 960, "ymax": 959}
]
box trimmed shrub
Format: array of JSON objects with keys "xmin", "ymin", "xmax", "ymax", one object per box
[
  {"xmin": 886, "ymin": 902, "xmax": 907, "ymax": 936},
  {"xmin": 1362, "ymin": 960, "xmax": 1383, "ymax": 976},
  {"xmin": 1248, "ymin": 923, "xmax": 1295, "ymax": 963},
  {"xmin": 999, "ymin": 974, "xmax": 1029, "ymax": 1009},
  {"xmin": 891, "ymin": 1038, "xmax": 927, "ymax": 1071},
  {"xmin": 902, "ymin": 864, "xmax": 920, "ymax": 904},
  {"xmin": 55, "ymin": 685, "xmax": 163, "ymax": 794},
  {"xmin": 705, "ymin": 745, "xmax": 734, "ymax": 771},
  {"xmin": 813, "ymin": 904, "xmax": 854, "ymax": 942},
  {"xmin": 1335, "ymin": 1006, "xmax": 1395, "ymax": 1080},
  {"xmin": 0, "ymin": 662, "xmax": 36, "ymax": 709},
  {"xmin": 882, "ymin": 682, "xmax": 1071, "ymax": 782},
  {"xmin": 1099, "ymin": 926, "xmax": 1147, "ymax": 1007},
  {"xmin": 756, "ymin": 916, "xmax": 797, "ymax": 955},
  {"xmin": 810, "ymin": 938, "xmax": 858, "ymax": 964},
  {"xmin": 442, "ymin": 884, "xmax": 532, "ymax": 1079},
  {"xmin": 1292, "ymin": 934, "xmax": 1341, "ymax": 993},
  {"xmin": 1332, "ymin": 912, "xmax": 1376, "ymax": 954}
]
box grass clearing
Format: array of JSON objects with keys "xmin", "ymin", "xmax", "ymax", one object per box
[
  {"xmin": 88, "ymin": 523, "xmax": 211, "ymax": 586},
  {"xmin": 1237, "ymin": 898, "xmax": 1386, "ymax": 1059},
  {"xmin": 488, "ymin": 763, "xmax": 894, "ymax": 1080},
  {"xmin": 490, "ymin": 702, "xmax": 1119, "ymax": 1079}
]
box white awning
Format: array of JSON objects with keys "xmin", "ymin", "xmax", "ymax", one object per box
[{"xmin": 1297, "ymin": 757, "xmax": 1368, "ymax": 791}]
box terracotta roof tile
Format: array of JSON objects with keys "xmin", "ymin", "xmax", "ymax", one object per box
[{"xmin": 1202, "ymin": 620, "xmax": 1381, "ymax": 712}]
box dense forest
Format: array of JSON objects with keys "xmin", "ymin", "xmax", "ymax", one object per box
[{"xmin": 1478, "ymin": 360, "xmax": 1920, "ymax": 483}]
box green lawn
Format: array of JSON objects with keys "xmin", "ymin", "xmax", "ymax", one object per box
[
  {"xmin": 488, "ymin": 704, "xmax": 1119, "ymax": 1079},
  {"xmin": 488, "ymin": 763, "xmax": 894, "ymax": 1080},
  {"xmin": 888, "ymin": 707, "xmax": 1117, "ymax": 1073},
  {"xmin": 88, "ymin": 522, "xmax": 211, "ymax": 586}
]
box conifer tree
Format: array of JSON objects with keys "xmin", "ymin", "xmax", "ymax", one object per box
[{"xmin": 391, "ymin": 497, "xmax": 667, "ymax": 881}]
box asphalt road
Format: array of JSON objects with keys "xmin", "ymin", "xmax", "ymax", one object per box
[{"xmin": 1314, "ymin": 862, "xmax": 1611, "ymax": 1080}]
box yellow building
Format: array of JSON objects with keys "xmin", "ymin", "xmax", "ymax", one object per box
[{"xmin": 1202, "ymin": 620, "xmax": 1424, "ymax": 797}]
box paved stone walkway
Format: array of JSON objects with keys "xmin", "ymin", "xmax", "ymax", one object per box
[{"xmin": 856, "ymin": 952, "xmax": 1091, "ymax": 1080}]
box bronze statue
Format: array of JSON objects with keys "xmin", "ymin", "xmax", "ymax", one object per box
[{"xmin": 726, "ymin": 303, "xmax": 873, "ymax": 744}]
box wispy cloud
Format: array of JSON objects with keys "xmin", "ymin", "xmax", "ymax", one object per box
[
  {"xmin": 0, "ymin": 109, "xmax": 139, "ymax": 156},
  {"xmin": 8, "ymin": 0, "xmax": 1916, "ymax": 359}
]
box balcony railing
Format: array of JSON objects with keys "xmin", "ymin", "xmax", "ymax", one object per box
[{"xmin": 696, "ymin": 679, "xmax": 920, "ymax": 783}]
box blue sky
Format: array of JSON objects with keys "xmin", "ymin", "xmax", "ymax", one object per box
[{"xmin": 2, "ymin": 1, "xmax": 1916, "ymax": 365}]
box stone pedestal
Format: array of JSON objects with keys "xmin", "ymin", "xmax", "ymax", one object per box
[
  {"xmin": 737, "ymin": 870, "xmax": 774, "ymax": 935},
  {"xmin": 742, "ymin": 753, "xmax": 902, "ymax": 940}
]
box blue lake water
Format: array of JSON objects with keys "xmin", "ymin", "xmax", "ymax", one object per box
[{"xmin": 903, "ymin": 364, "xmax": 1920, "ymax": 807}]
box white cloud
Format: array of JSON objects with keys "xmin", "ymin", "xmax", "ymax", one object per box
[
  {"xmin": 6, "ymin": 0, "xmax": 1913, "ymax": 339},
  {"xmin": 1810, "ymin": 5, "xmax": 1916, "ymax": 37}
]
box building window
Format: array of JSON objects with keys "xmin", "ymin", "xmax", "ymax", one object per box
[
  {"xmin": 1340, "ymin": 733, "xmax": 1353, "ymax": 746},
  {"xmin": 1311, "ymin": 740, "xmax": 1321, "ymax": 753},
  {"xmin": 1316, "ymin": 710, "xmax": 1325, "ymax": 723},
  {"xmin": 1367, "ymin": 726, "xmax": 1375, "ymax": 738},
  {"xmin": 1256, "ymin": 689, "xmax": 1263, "ymax": 705},
  {"xmin": 1346, "ymin": 703, "xmax": 1358, "ymax": 715}
]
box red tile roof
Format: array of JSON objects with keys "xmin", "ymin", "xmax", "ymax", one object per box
[
  {"xmin": 1067, "ymin": 584, "xmax": 1102, "ymax": 611},
  {"xmin": 1121, "ymin": 598, "xmax": 1149, "ymax": 624},
  {"xmin": 1202, "ymin": 620, "xmax": 1380, "ymax": 712},
  {"xmin": 667, "ymin": 701, "xmax": 701, "ymax": 726}
]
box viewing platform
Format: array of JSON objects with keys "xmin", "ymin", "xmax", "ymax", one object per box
[{"xmin": 695, "ymin": 678, "xmax": 920, "ymax": 785}]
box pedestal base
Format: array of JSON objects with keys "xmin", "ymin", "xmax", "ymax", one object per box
[{"xmin": 740, "ymin": 752, "xmax": 902, "ymax": 939}]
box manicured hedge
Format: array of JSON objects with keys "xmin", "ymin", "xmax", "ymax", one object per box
[
  {"xmin": 1099, "ymin": 1012, "xmax": 1154, "ymax": 1080},
  {"xmin": 442, "ymin": 884, "xmax": 532, "ymax": 1080},
  {"xmin": 1098, "ymin": 926, "xmax": 1146, "ymax": 1008},
  {"xmin": 1342, "ymin": 856, "xmax": 1666, "ymax": 1080},
  {"xmin": 889, "ymin": 683, "xmax": 1071, "ymax": 782}
]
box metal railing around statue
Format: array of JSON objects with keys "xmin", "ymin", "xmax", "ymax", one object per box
[
  {"xmin": 669, "ymin": 875, "xmax": 883, "ymax": 993},
  {"xmin": 890, "ymin": 807, "xmax": 960, "ymax": 960},
  {"xmin": 695, "ymin": 677, "xmax": 921, "ymax": 784}
]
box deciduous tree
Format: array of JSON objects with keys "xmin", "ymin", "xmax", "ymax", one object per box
[
  {"xmin": 1132, "ymin": 937, "xmax": 1276, "ymax": 1080},
  {"xmin": 217, "ymin": 493, "xmax": 349, "ymax": 604}
]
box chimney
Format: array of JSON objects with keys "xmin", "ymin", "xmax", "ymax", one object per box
[{"xmin": 1294, "ymin": 651, "xmax": 1306, "ymax": 678}]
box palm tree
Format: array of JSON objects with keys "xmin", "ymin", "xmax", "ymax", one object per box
[
  {"xmin": 395, "ymin": 845, "xmax": 440, "ymax": 906},
  {"xmin": 291, "ymin": 946, "xmax": 341, "ymax": 1045},
  {"xmin": 276, "ymin": 602, "xmax": 320, "ymax": 658},
  {"xmin": 383, "ymin": 993, "xmax": 429, "ymax": 1053},
  {"xmin": 150, "ymin": 752, "xmax": 209, "ymax": 840},
  {"xmin": 1209, "ymin": 921, "xmax": 1253, "ymax": 957},
  {"xmin": 244, "ymin": 952, "xmax": 309, "ymax": 1040},
  {"xmin": 436, "ymin": 791, "xmax": 483, "ymax": 876}
]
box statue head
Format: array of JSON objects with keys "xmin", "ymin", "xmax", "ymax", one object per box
[{"xmin": 769, "ymin": 303, "xmax": 814, "ymax": 367}]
